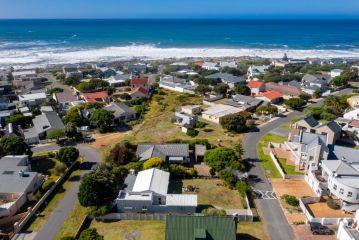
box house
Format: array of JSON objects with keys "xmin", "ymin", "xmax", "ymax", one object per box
[
  {"xmin": 181, "ymin": 105, "xmax": 202, "ymax": 115},
  {"xmin": 24, "ymin": 111, "xmax": 65, "ymax": 144},
  {"xmin": 104, "ymin": 73, "xmax": 132, "ymax": 87},
  {"xmin": 264, "ymin": 82, "xmax": 302, "ymax": 98},
  {"xmin": 226, "ymin": 94, "xmax": 263, "ymax": 112},
  {"xmin": 62, "ymin": 64, "xmax": 78, "ymax": 74},
  {"xmin": 344, "ymin": 108, "xmax": 359, "ymax": 120},
  {"xmin": 53, "ymin": 91, "xmax": 78, "ymax": 111},
  {"xmin": 341, "ymin": 119, "xmax": 359, "ymax": 139},
  {"xmin": 0, "ymin": 155, "xmax": 43, "ymax": 218},
  {"xmin": 159, "ymin": 77, "xmax": 194, "ymax": 94},
  {"xmin": 98, "ymin": 67, "xmax": 117, "ymax": 78},
  {"xmin": 104, "ymin": 102, "xmax": 137, "ymax": 123},
  {"xmin": 65, "ymin": 71, "xmax": 83, "ymax": 80},
  {"xmin": 202, "ymin": 104, "xmax": 241, "ymax": 124},
  {"xmin": 80, "ymin": 91, "xmax": 109, "ymax": 103},
  {"xmin": 136, "ymin": 144, "xmax": 190, "ymax": 163},
  {"xmin": 172, "ymin": 111, "xmax": 198, "ymax": 132},
  {"xmin": 301, "ymin": 74, "xmax": 330, "ymax": 94},
  {"xmin": 128, "ymin": 63, "xmax": 147, "ymax": 73},
  {"xmin": 131, "ymin": 77, "xmax": 149, "ymax": 90},
  {"xmin": 285, "ymin": 130, "xmax": 329, "ymax": 171},
  {"xmin": 116, "ymin": 168, "xmax": 197, "ymax": 213},
  {"xmin": 337, "ymin": 210, "xmax": 359, "ymax": 240},
  {"xmin": 202, "ymin": 62, "xmax": 220, "ymax": 71},
  {"xmin": 220, "ymin": 61, "xmax": 237, "ymax": 68},
  {"xmin": 18, "ymin": 92, "xmax": 47, "ymax": 108},
  {"xmin": 331, "ymin": 69, "xmax": 344, "ymax": 78},
  {"xmin": 206, "ymin": 73, "xmax": 246, "ymax": 88},
  {"xmin": 169, "ymin": 62, "xmax": 189, "ymax": 70},
  {"xmin": 12, "ymin": 70, "xmax": 37, "ymax": 81},
  {"xmin": 165, "ymin": 215, "xmax": 237, "ymax": 240},
  {"xmin": 294, "ymin": 116, "xmax": 342, "ymax": 144},
  {"xmin": 347, "ymin": 95, "xmax": 359, "ymax": 108},
  {"xmin": 247, "ymin": 65, "xmax": 269, "ymax": 78},
  {"xmin": 130, "ymin": 87, "xmax": 149, "ymax": 99},
  {"xmin": 255, "ymin": 91, "xmax": 283, "ymax": 104},
  {"xmin": 247, "ymin": 81, "xmax": 265, "ymax": 95}
]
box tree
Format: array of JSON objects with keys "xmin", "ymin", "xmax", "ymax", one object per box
[
  {"xmin": 284, "ymin": 98, "xmax": 306, "ymax": 110},
  {"xmin": 233, "ymin": 142, "xmax": 244, "ymax": 159},
  {"xmin": 48, "ymin": 87, "xmax": 64, "ymax": 94},
  {"xmin": 64, "ymin": 107, "xmax": 83, "ymax": 126},
  {"xmin": 324, "ymin": 95, "xmax": 349, "ymax": 116},
  {"xmin": 143, "ymin": 157, "xmax": 164, "ymax": 170},
  {"xmin": 5, "ymin": 114, "xmax": 32, "ymax": 127},
  {"xmin": 213, "ymin": 83, "xmax": 229, "ymax": 95},
  {"xmin": 255, "ymin": 104, "xmax": 278, "ymax": 116},
  {"xmin": 299, "ymin": 93, "xmax": 311, "ymax": 102},
  {"xmin": 204, "ymin": 147, "xmax": 244, "ymax": 172},
  {"xmin": 119, "ymin": 93, "xmax": 131, "ymax": 100},
  {"xmin": 47, "ymin": 129, "xmax": 65, "ymax": 142},
  {"xmin": 0, "ymin": 136, "xmax": 30, "ymax": 156},
  {"xmin": 234, "ymin": 85, "xmax": 251, "ymax": 96},
  {"xmin": 330, "ymin": 75, "xmax": 349, "ymax": 88},
  {"xmin": 219, "ymin": 113, "xmax": 246, "ymax": 133},
  {"xmin": 65, "ymin": 122, "xmax": 78, "ymax": 139},
  {"xmin": 107, "ymin": 141, "xmax": 133, "ymax": 166},
  {"xmin": 219, "ymin": 169, "xmax": 238, "ymax": 188},
  {"xmin": 79, "ymin": 228, "xmax": 104, "ymax": 240},
  {"xmin": 31, "ymin": 108, "xmax": 42, "ymax": 116},
  {"xmin": 89, "ymin": 109, "xmax": 114, "ymax": 133},
  {"xmin": 78, "ymin": 169, "xmax": 119, "ymax": 206},
  {"xmin": 57, "ymin": 147, "xmax": 79, "ymax": 166},
  {"xmin": 194, "ymin": 84, "xmax": 211, "ymax": 95},
  {"xmin": 186, "ymin": 128, "xmax": 198, "ymax": 137}
]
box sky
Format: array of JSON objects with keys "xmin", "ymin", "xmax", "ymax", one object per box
[{"xmin": 1, "ymin": 0, "xmax": 359, "ymax": 19}]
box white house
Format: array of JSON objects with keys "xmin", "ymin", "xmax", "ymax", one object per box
[
  {"xmin": 18, "ymin": 92, "xmax": 47, "ymax": 108},
  {"xmin": 337, "ymin": 210, "xmax": 359, "ymax": 240},
  {"xmin": 344, "ymin": 108, "xmax": 359, "ymax": 120},
  {"xmin": 331, "ymin": 69, "xmax": 344, "ymax": 78},
  {"xmin": 202, "ymin": 62, "xmax": 220, "ymax": 71},
  {"xmin": 202, "ymin": 104, "xmax": 241, "ymax": 124},
  {"xmin": 247, "ymin": 65, "xmax": 269, "ymax": 78},
  {"xmin": 116, "ymin": 168, "xmax": 197, "ymax": 213}
]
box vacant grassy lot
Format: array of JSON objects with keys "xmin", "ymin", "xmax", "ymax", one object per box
[
  {"xmin": 256, "ymin": 133, "xmax": 287, "ymax": 178},
  {"xmin": 90, "ymin": 220, "xmax": 165, "ymax": 240},
  {"xmin": 55, "ymin": 201, "xmax": 87, "ymax": 239},
  {"xmin": 237, "ymin": 221, "xmax": 269, "ymax": 240},
  {"xmin": 169, "ymin": 178, "xmax": 243, "ymax": 210},
  {"xmin": 124, "ymin": 91, "xmax": 244, "ymax": 147},
  {"xmin": 31, "ymin": 151, "xmax": 62, "ymax": 181}
]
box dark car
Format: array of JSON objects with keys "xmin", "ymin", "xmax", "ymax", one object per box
[{"xmin": 310, "ymin": 222, "xmax": 334, "ymax": 235}]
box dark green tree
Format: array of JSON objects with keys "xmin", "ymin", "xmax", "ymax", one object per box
[
  {"xmin": 219, "ymin": 113, "xmax": 246, "ymax": 133},
  {"xmin": 79, "ymin": 228, "xmax": 104, "ymax": 240},
  {"xmin": 57, "ymin": 147, "xmax": 79, "ymax": 167},
  {"xmin": 204, "ymin": 147, "xmax": 244, "ymax": 172},
  {"xmin": 89, "ymin": 109, "xmax": 114, "ymax": 133},
  {"xmin": 0, "ymin": 136, "xmax": 30, "ymax": 156},
  {"xmin": 284, "ymin": 98, "xmax": 306, "ymax": 109},
  {"xmin": 234, "ymin": 85, "xmax": 251, "ymax": 96}
]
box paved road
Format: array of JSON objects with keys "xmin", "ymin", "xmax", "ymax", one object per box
[
  {"xmin": 243, "ymin": 88, "xmax": 353, "ymax": 240},
  {"xmin": 32, "ymin": 144, "xmax": 101, "ymax": 240}
]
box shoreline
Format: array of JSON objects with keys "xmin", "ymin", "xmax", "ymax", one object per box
[{"xmin": 1, "ymin": 45, "xmax": 359, "ymax": 69}]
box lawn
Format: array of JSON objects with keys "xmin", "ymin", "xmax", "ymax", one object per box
[
  {"xmin": 25, "ymin": 168, "xmax": 81, "ymax": 232},
  {"xmin": 31, "ymin": 152, "xmax": 62, "ymax": 182},
  {"xmin": 123, "ymin": 90, "xmax": 244, "ymax": 147},
  {"xmin": 89, "ymin": 220, "xmax": 165, "ymax": 240},
  {"xmin": 55, "ymin": 201, "xmax": 88, "ymax": 239},
  {"xmin": 237, "ymin": 221, "xmax": 269, "ymax": 240},
  {"xmin": 279, "ymin": 124, "xmax": 291, "ymax": 131},
  {"xmin": 256, "ymin": 133, "xmax": 287, "ymax": 178},
  {"xmin": 277, "ymin": 158, "xmax": 304, "ymax": 175},
  {"xmin": 170, "ymin": 179, "xmax": 243, "ymax": 210}
]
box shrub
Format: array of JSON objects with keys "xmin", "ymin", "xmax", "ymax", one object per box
[
  {"xmin": 236, "ymin": 181, "xmax": 251, "ymax": 198},
  {"xmin": 47, "ymin": 151, "xmax": 56, "ymax": 158},
  {"xmin": 79, "ymin": 228, "xmax": 104, "ymax": 240},
  {"xmin": 327, "ymin": 198, "xmax": 340, "ymax": 209},
  {"xmin": 42, "ymin": 179, "xmax": 55, "ymax": 191},
  {"xmin": 87, "ymin": 205, "xmax": 110, "ymax": 217},
  {"xmin": 281, "ymin": 194, "xmax": 299, "ymax": 207},
  {"xmin": 186, "ymin": 128, "xmax": 198, "ymax": 137},
  {"xmin": 57, "ymin": 147, "xmax": 79, "ymax": 167},
  {"xmin": 54, "ymin": 163, "xmax": 67, "ymax": 176},
  {"xmin": 195, "ymin": 121, "xmax": 207, "ymax": 128},
  {"xmin": 201, "ymin": 208, "xmax": 226, "ymax": 216},
  {"xmin": 143, "ymin": 157, "xmax": 164, "ymax": 170},
  {"xmin": 218, "ymin": 169, "xmax": 237, "ymax": 188}
]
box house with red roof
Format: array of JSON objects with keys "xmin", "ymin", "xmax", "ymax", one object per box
[
  {"xmin": 131, "ymin": 77, "xmax": 149, "ymax": 90},
  {"xmin": 247, "ymin": 81, "xmax": 265, "ymax": 95},
  {"xmin": 130, "ymin": 87, "xmax": 149, "ymax": 99},
  {"xmin": 265, "ymin": 82, "xmax": 302, "ymax": 98},
  {"xmin": 81, "ymin": 91, "xmax": 109, "ymax": 103},
  {"xmin": 255, "ymin": 91, "xmax": 283, "ymax": 103}
]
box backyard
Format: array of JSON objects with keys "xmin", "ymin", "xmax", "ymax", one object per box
[
  {"xmin": 124, "ymin": 91, "xmax": 244, "ymax": 147},
  {"xmin": 237, "ymin": 221, "xmax": 269, "ymax": 240},
  {"xmin": 90, "ymin": 220, "xmax": 165, "ymax": 240},
  {"xmin": 169, "ymin": 178, "xmax": 244, "ymax": 210}
]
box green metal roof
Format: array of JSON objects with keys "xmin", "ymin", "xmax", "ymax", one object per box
[{"xmin": 165, "ymin": 215, "xmax": 236, "ymax": 240}]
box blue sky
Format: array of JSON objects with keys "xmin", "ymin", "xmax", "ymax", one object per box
[{"xmin": 1, "ymin": 0, "xmax": 359, "ymax": 19}]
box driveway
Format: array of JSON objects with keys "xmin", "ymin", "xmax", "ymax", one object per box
[{"xmin": 31, "ymin": 144, "xmax": 101, "ymax": 240}]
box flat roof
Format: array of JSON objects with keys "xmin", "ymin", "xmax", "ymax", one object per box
[{"xmin": 166, "ymin": 194, "xmax": 197, "ymax": 206}]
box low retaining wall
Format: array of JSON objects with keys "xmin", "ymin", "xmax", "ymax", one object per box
[
  {"xmin": 299, "ymin": 197, "xmax": 353, "ymax": 225},
  {"xmin": 95, "ymin": 213, "xmax": 168, "ymax": 221}
]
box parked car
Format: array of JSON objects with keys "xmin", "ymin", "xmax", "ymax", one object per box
[
  {"xmin": 310, "ymin": 222, "xmax": 334, "ymax": 235},
  {"xmin": 82, "ymin": 136, "xmax": 95, "ymax": 143}
]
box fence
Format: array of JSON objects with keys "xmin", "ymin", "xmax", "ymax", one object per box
[
  {"xmin": 94, "ymin": 213, "xmax": 168, "ymax": 221},
  {"xmin": 299, "ymin": 197, "xmax": 354, "ymax": 225},
  {"xmin": 12, "ymin": 161, "xmax": 78, "ymax": 239}
]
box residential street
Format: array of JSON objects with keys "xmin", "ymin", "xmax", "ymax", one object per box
[{"xmin": 31, "ymin": 144, "xmax": 101, "ymax": 240}]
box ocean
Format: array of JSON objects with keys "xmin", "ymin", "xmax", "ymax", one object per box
[{"xmin": 1, "ymin": 19, "xmax": 359, "ymax": 68}]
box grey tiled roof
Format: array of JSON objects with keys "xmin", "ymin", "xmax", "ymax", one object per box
[
  {"xmin": 302, "ymin": 115, "xmax": 319, "ymax": 128},
  {"xmin": 33, "ymin": 112, "xmax": 65, "ymax": 135},
  {"xmin": 136, "ymin": 144, "xmax": 189, "ymax": 161},
  {"xmin": 104, "ymin": 102, "xmax": 136, "ymax": 119},
  {"xmin": 206, "ymin": 73, "xmax": 245, "ymax": 84},
  {"xmin": 328, "ymin": 145, "xmax": 359, "ymax": 162}
]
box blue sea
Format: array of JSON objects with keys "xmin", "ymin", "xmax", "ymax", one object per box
[{"xmin": 1, "ymin": 19, "xmax": 359, "ymax": 68}]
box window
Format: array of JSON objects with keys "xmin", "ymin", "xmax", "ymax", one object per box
[
  {"xmin": 357, "ymin": 194, "xmax": 359, "ymax": 200},
  {"xmin": 333, "ymin": 184, "xmax": 337, "ymax": 190},
  {"xmin": 158, "ymin": 197, "xmax": 162, "ymax": 204},
  {"xmin": 347, "ymin": 192, "xmax": 353, "ymax": 197},
  {"xmin": 339, "ymin": 188, "xmax": 344, "ymax": 195}
]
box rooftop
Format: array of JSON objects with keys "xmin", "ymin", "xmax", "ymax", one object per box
[
  {"xmin": 132, "ymin": 168, "xmax": 170, "ymax": 196},
  {"xmin": 260, "ymin": 90, "xmax": 283, "ymax": 100},
  {"xmin": 136, "ymin": 144, "xmax": 189, "ymax": 161},
  {"xmin": 18, "ymin": 92, "xmax": 47, "ymax": 101},
  {"xmin": 202, "ymin": 104, "xmax": 241, "ymax": 118},
  {"xmin": 54, "ymin": 91, "xmax": 78, "ymax": 103},
  {"xmin": 247, "ymin": 80, "xmax": 264, "ymax": 88},
  {"xmin": 104, "ymin": 102, "xmax": 136, "ymax": 118},
  {"xmin": 81, "ymin": 91, "xmax": 108, "ymax": 103}
]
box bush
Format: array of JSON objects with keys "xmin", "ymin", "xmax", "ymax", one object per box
[
  {"xmin": 79, "ymin": 228, "xmax": 104, "ymax": 240},
  {"xmin": 218, "ymin": 169, "xmax": 237, "ymax": 188},
  {"xmin": 281, "ymin": 194, "xmax": 299, "ymax": 207},
  {"xmin": 219, "ymin": 113, "xmax": 246, "ymax": 133},
  {"xmin": 169, "ymin": 164, "xmax": 197, "ymax": 178},
  {"xmin": 195, "ymin": 121, "xmax": 207, "ymax": 128},
  {"xmin": 54, "ymin": 163, "xmax": 67, "ymax": 176},
  {"xmin": 186, "ymin": 128, "xmax": 198, "ymax": 137},
  {"xmin": 327, "ymin": 198, "xmax": 340, "ymax": 209},
  {"xmin": 143, "ymin": 157, "xmax": 164, "ymax": 170},
  {"xmin": 201, "ymin": 208, "xmax": 226, "ymax": 216},
  {"xmin": 57, "ymin": 147, "xmax": 79, "ymax": 167},
  {"xmin": 42, "ymin": 179, "xmax": 55, "ymax": 191},
  {"xmin": 87, "ymin": 205, "xmax": 110, "ymax": 217},
  {"xmin": 236, "ymin": 181, "xmax": 251, "ymax": 198}
]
